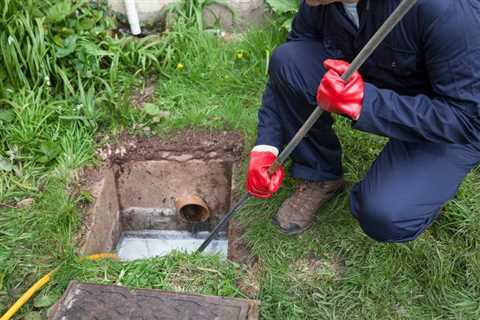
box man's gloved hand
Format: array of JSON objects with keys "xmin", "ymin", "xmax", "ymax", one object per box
[
  {"xmin": 316, "ymin": 59, "xmax": 365, "ymax": 120},
  {"xmin": 246, "ymin": 146, "xmax": 285, "ymax": 199}
]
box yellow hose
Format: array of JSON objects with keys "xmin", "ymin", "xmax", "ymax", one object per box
[
  {"xmin": 82, "ymin": 253, "xmax": 118, "ymax": 261},
  {"xmin": 0, "ymin": 253, "xmax": 118, "ymax": 320}
]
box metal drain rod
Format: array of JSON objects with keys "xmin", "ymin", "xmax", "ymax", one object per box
[
  {"xmin": 198, "ymin": 0, "xmax": 418, "ymax": 253},
  {"xmin": 197, "ymin": 193, "xmax": 250, "ymax": 252}
]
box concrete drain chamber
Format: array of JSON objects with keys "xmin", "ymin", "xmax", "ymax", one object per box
[{"xmin": 77, "ymin": 130, "xmax": 248, "ymax": 262}]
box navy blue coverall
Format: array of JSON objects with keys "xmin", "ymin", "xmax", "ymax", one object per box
[{"xmin": 256, "ymin": 0, "xmax": 480, "ymax": 242}]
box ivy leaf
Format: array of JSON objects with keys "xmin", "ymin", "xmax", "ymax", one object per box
[
  {"xmin": 53, "ymin": 34, "xmax": 64, "ymax": 46},
  {"xmin": 38, "ymin": 141, "xmax": 62, "ymax": 163},
  {"xmin": 143, "ymin": 103, "xmax": 161, "ymax": 116},
  {"xmin": 78, "ymin": 18, "xmax": 97, "ymax": 30},
  {"xmin": 46, "ymin": 1, "xmax": 73, "ymax": 23},
  {"xmin": 56, "ymin": 35, "xmax": 78, "ymax": 58},
  {"xmin": 80, "ymin": 41, "xmax": 114, "ymax": 57}
]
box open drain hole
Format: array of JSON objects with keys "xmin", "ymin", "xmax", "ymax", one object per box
[
  {"xmin": 180, "ymin": 205, "xmax": 207, "ymax": 222},
  {"xmin": 79, "ymin": 131, "xmax": 249, "ymax": 263},
  {"xmin": 176, "ymin": 195, "xmax": 210, "ymax": 223}
]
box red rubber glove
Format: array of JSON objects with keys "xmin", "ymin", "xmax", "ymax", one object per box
[
  {"xmin": 316, "ymin": 59, "xmax": 365, "ymax": 120},
  {"xmin": 246, "ymin": 150, "xmax": 285, "ymax": 199}
]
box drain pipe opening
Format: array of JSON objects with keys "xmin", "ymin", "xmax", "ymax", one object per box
[{"xmin": 175, "ymin": 195, "xmax": 210, "ymax": 223}]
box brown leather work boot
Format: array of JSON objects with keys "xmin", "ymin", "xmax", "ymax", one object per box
[{"xmin": 272, "ymin": 178, "xmax": 345, "ymax": 235}]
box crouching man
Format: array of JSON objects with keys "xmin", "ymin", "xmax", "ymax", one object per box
[{"xmin": 246, "ymin": 0, "xmax": 480, "ymax": 242}]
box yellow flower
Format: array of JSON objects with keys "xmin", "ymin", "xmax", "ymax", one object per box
[
  {"xmin": 236, "ymin": 52, "xmax": 244, "ymax": 60},
  {"xmin": 176, "ymin": 63, "xmax": 184, "ymax": 70}
]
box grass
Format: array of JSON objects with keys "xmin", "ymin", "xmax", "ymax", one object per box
[{"xmin": 1, "ymin": 1, "xmax": 480, "ymax": 319}]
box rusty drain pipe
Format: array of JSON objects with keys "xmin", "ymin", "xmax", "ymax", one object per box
[{"xmin": 175, "ymin": 195, "xmax": 210, "ymax": 223}]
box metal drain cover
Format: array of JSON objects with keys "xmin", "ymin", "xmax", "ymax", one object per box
[
  {"xmin": 49, "ymin": 281, "xmax": 260, "ymax": 319},
  {"xmin": 117, "ymin": 230, "xmax": 228, "ymax": 261}
]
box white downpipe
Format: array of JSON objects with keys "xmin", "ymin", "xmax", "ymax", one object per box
[{"xmin": 124, "ymin": 0, "xmax": 141, "ymax": 35}]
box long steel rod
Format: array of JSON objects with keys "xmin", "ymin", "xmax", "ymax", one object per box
[
  {"xmin": 197, "ymin": 193, "xmax": 250, "ymax": 252},
  {"xmin": 198, "ymin": 0, "xmax": 418, "ymax": 253}
]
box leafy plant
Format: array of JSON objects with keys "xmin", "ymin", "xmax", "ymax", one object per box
[{"xmin": 265, "ymin": 0, "xmax": 299, "ymax": 30}]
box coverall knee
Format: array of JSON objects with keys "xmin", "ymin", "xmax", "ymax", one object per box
[{"xmin": 350, "ymin": 140, "xmax": 480, "ymax": 242}]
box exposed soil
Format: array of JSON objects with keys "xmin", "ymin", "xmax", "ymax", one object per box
[
  {"xmin": 130, "ymin": 77, "xmax": 157, "ymax": 108},
  {"xmin": 96, "ymin": 128, "xmax": 244, "ymax": 165},
  {"xmin": 236, "ymin": 262, "xmax": 263, "ymax": 299},
  {"xmin": 289, "ymin": 252, "xmax": 346, "ymax": 283},
  {"xmin": 228, "ymin": 218, "xmax": 254, "ymax": 264},
  {"xmin": 15, "ymin": 197, "xmax": 34, "ymax": 208},
  {"xmin": 80, "ymin": 165, "xmax": 108, "ymax": 187}
]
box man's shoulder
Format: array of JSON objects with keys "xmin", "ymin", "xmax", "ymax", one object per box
[
  {"xmin": 415, "ymin": 0, "xmax": 479, "ymax": 21},
  {"xmin": 414, "ymin": 0, "xmax": 479, "ymax": 33},
  {"xmin": 414, "ymin": 0, "xmax": 451, "ymax": 26}
]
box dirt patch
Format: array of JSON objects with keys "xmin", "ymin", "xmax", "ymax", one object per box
[
  {"xmin": 228, "ymin": 218, "xmax": 254, "ymax": 264},
  {"xmin": 96, "ymin": 128, "xmax": 244, "ymax": 165},
  {"xmin": 130, "ymin": 77, "xmax": 157, "ymax": 108},
  {"xmin": 15, "ymin": 197, "xmax": 34, "ymax": 208},
  {"xmin": 236, "ymin": 262, "xmax": 263, "ymax": 299},
  {"xmin": 288, "ymin": 252, "xmax": 345, "ymax": 283}
]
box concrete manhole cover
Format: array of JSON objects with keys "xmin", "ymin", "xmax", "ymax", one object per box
[{"xmin": 49, "ymin": 281, "xmax": 260, "ymax": 320}]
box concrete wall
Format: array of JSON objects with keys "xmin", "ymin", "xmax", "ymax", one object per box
[
  {"xmin": 109, "ymin": 0, "xmax": 176, "ymax": 24},
  {"xmin": 108, "ymin": 0, "xmax": 268, "ymax": 30}
]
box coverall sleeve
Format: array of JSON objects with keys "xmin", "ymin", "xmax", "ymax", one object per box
[
  {"xmin": 256, "ymin": 1, "xmax": 323, "ymax": 148},
  {"xmin": 287, "ymin": 1, "xmax": 323, "ymax": 41},
  {"xmin": 353, "ymin": 2, "xmax": 480, "ymax": 145}
]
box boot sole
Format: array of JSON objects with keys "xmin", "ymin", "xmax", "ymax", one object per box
[{"xmin": 272, "ymin": 183, "xmax": 346, "ymax": 236}]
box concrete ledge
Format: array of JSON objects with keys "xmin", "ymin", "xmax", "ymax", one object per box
[{"xmin": 78, "ymin": 167, "xmax": 121, "ymax": 255}]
